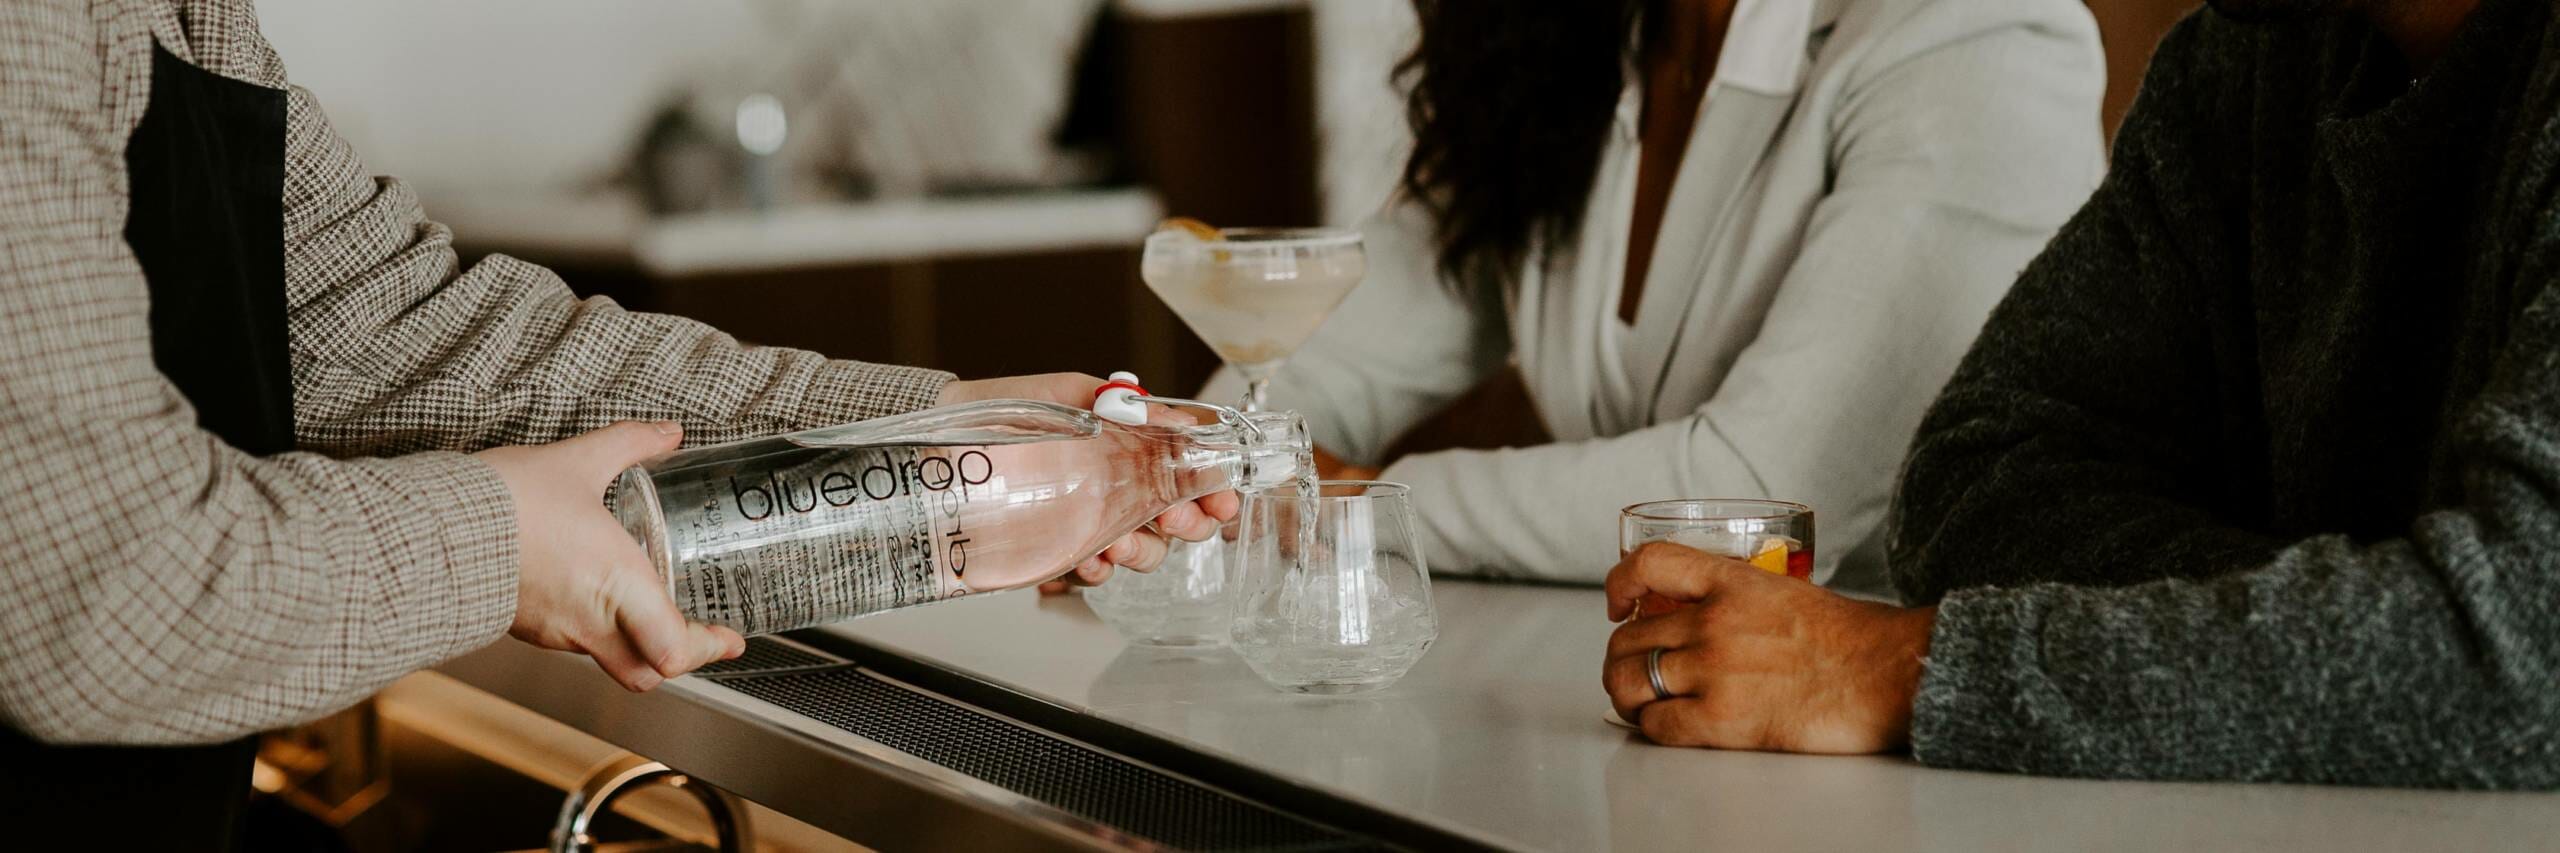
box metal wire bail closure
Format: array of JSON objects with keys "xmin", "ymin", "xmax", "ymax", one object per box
[{"xmin": 1129, "ymin": 394, "xmax": 1264, "ymax": 440}]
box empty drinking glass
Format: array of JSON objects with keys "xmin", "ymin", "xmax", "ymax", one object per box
[
  {"xmin": 1230, "ymin": 481, "xmax": 1436, "ymax": 694},
  {"xmin": 1085, "ymin": 535, "xmax": 1232, "ymax": 647}
]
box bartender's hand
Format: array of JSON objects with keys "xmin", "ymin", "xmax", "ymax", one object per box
[
  {"xmin": 475, "ymin": 421, "xmax": 746, "ymax": 693},
  {"xmin": 941, "ymin": 372, "xmax": 1240, "ymax": 593},
  {"xmin": 1601, "ymin": 543, "xmax": 1935, "ymax": 753}
]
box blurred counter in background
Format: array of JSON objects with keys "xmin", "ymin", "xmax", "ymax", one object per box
[
  {"xmin": 438, "ymin": 187, "xmax": 1182, "ymax": 386},
  {"xmin": 430, "ymin": 190, "xmax": 1163, "ymax": 278}
]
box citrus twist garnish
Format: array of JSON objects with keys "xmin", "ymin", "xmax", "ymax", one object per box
[
  {"xmin": 1748, "ymin": 539, "xmax": 1790, "ymax": 575},
  {"xmin": 1155, "ymin": 216, "xmax": 1223, "ymax": 241}
]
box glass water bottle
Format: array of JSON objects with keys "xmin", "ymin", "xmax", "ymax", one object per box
[{"xmin": 608, "ymin": 398, "xmax": 1307, "ymax": 636}]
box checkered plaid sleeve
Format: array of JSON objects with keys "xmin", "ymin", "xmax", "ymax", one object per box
[
  {"xmin": 272, "ymin": 63, "xmax": 951, "ymax": 458},
  {"xmin": 0, "ymin": 1, "xmax": 522, "ymax": 745},
  {"xmin": 0, "ymin": 1, "xmax": 958, "ymax": 745}
]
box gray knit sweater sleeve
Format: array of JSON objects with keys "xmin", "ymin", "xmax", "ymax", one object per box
[
  {"xmin": 1907, "ymin": 361, "xmax": 2560, "ymax": 787},
  {"xmin": 1887, "ymin": 17, "xmax": 2288, "ymax": 606},
  {"xmin": 1886, "ymin": 16, "xmax": 2560, "ymax": 788}
]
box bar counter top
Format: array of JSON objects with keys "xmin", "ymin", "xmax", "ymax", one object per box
[{"xmin": 447, "ymin": 578, "xmax": 2560, "ymax": 851}]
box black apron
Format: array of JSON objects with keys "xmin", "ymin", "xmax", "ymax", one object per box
[{"xmin": 0, "ymin": 42, "xmax": 292, "ymax": 850}]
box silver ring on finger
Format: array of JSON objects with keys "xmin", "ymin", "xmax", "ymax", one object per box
[{"xmin": 1646, "ymin": 647, "xmax": 1672, "ymax": 702}]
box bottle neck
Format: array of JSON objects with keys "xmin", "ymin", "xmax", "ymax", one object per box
[{"xmin": 1160, "ymin": 411, "xmax": 1308, "ymax": 502}]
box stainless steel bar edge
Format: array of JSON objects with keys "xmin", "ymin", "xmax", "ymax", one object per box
[{"xmin": 439, "ymin": 640, "xmax": 1130, "ymax": 852}]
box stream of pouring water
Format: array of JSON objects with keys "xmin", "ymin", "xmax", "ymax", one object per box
[
  {"xmin": 1272, "ymin": 444, "xmax": 1323, "ymax": 649},
  {"xmin": 1293, "ymin": 446, "xmax": 1318, "ymax": 574}
]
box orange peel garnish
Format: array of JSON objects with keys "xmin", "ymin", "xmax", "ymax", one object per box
[
  {"xmin": 1155, "ymin": 216, "xmax": 1223, "ymax": 241},
  {"xmin": 1748, "ymin": 539, "xmax": 1790, "ymax": 575}
]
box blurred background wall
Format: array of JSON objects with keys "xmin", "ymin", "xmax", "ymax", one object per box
[{"xmin": 256, "ymin": 0, "xmax": 2198, "ymax": 398}]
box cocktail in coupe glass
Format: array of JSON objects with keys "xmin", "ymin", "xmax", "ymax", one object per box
[
  {"xmin": 1139, "ymin": 222, "xmax": 1367, "ymax": 413},
  {"xmin": 1083, "ymin": 222, "xmax": 1366, "ymax": 647}
]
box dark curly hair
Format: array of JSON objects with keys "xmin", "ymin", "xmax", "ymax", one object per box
[{"xmin": 1396, "ymin": 0, "xmax": 1647, "ymax": 291}]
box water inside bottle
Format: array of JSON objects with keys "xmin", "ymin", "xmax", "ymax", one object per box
[{"xmin": 615, "ymin": 399, "xmax": 1306, "ymax": 637}]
